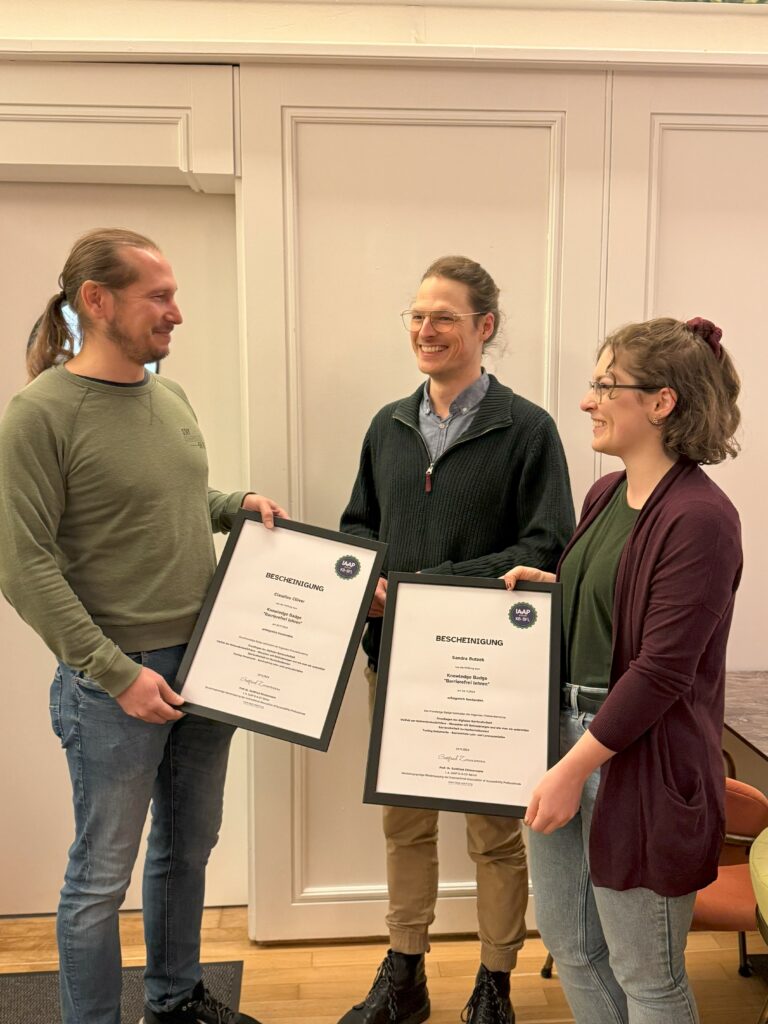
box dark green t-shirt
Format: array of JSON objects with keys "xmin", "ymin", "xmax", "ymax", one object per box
[{"xmin": 560, "ymin": 480, "xmax": 639, "ymax": 690}]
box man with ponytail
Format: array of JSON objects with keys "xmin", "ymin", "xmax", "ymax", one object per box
[{"xmin": 0, "ymin": 229, "xmax": 282, "ymax": 1024}]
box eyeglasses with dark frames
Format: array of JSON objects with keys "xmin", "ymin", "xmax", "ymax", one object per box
[
  {"xmin": 401, "ymin": 310, "xmax": 488, "ymax": 333},
  {"xmin": 587, "ymin": 379, "xmax": 665, "ymax": 402}
]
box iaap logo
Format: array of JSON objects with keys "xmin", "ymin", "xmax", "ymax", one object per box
[
  {"xmin": 509, "ymin": 601, "xmax": 537, "ymax": 629},
  {"xmin": 335, "ymin": 555, "xmax": 361, "ymax": 581}
]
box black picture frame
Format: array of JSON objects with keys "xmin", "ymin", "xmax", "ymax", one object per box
[
  {"xmin": 364, "ymin": 572, "xmax": 562, "ymax": 817},
  {"xmin": 176, "ymin": 511, "xmax": 386, "ymax": 751}
]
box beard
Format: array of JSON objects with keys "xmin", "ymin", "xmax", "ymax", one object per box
[{"xmin": 105, "ymin": 318, "xmax": 169, "ymax": 367}]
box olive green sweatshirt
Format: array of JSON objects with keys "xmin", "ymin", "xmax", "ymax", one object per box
[{"xmin": 0, "ymin": 365, "xmax": 245, "ymax": 697}]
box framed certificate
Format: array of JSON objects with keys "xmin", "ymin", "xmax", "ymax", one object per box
[
  {"xmin": 364, "ymin": 573, "xmax": 561, "ymax": 817},
  {"xmin": 177, "ymin": 512, "xmax": 386, "ymax": 750}
]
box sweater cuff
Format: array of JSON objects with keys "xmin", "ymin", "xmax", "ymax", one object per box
[
  {"xmin": 221, "ymin": 491, "xmax": 249, "ymax": 531},
  {"xmin": 231, "ymin": 490, "xmax": 249, "ymax": 512},
  {"xmin": 420, "ymin": 561, "xmax": 454, "ymax": 575},
  {"xmin": 92, "ymin": 649, "xmax": 144, "ymax": 698}
]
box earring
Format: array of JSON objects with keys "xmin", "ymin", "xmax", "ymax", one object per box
[{"xmin": 651, "ymin": 417, "xmax": 662, "ymax": 426}]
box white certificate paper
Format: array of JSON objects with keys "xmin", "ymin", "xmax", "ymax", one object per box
[
  {"xmin": 365, "ymin": 574, "xmax": 561, "ymax": 817},
  {"xmin": 177, "ymin": 513, "xmax": 385, "ymax": 750}
]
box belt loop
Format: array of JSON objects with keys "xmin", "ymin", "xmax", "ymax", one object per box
[{"xmin": 568, "ymin": 683, "xmax": 579, "ymax": 712}]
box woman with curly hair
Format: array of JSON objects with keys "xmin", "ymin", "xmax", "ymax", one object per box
[{"xmin": 504, "ymin": 316, "xmax": 743, "ymax": 1024}]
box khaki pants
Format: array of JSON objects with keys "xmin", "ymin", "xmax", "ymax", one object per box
[{"xmin": 367, "ymin": 666, "xmax": 528, "ymax": 972}]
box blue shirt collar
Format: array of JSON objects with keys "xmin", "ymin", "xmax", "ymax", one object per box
[{"xmin": 422, "ymin": 369, "xmax": 490, "ymax": 419}]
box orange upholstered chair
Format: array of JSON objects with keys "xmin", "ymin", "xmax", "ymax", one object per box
[{"xmin": 691, "ymin": 777, "xmax": 768, "ymax": 976}]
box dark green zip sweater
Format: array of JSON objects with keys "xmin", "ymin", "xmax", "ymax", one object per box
[{"xmin": 340, "ymin": 374, "xmax": 575, "ymax": 668}]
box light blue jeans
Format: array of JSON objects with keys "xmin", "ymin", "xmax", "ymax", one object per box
[
  {"xmin": 529, "ymin": 710, "xmax": 699, "ymax": 1024},
  {"xmin": 49, "ymin": 645, "xmax": 235, "ymax": 1024}
]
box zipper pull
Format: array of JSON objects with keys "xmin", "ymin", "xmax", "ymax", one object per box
[{"xmin": 425, "ymin": 465, "xmax": 434, "ymax": 493}]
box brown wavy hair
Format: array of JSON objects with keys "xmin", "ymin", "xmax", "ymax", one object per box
[
  {"xmin": 422, "ymin": 255, "xmax": 501, "ymax": 346},
  {"xmin": 26, "ymin": 228, "xmax": 158, "ymax": 380},
  {"xmin": 600, "ymin": 317, "xmax": 741, "ymax": 465}
]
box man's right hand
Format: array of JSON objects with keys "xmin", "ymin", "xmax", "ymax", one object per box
[
  {"xmin": 368, "ymin": 576, "xmax": 388, "ymax": 618},
  {"xmin": 116, "ymin": 667, "xmax": 185, "ymax": 724}
]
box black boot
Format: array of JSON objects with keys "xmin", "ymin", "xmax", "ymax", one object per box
[
  {"xmin": 461, "ymin": 965, "xmax": 515, "ymax": 1024},
  {"xmin": 337, "ymin": 950, "xmax": 430, "ymax": 1024}
]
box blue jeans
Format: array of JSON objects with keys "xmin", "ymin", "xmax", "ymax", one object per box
[
  {"xmin": 49, "ymin": 645, "xmax": 235, "ymax": 1024},
  {"xmin": 529, "ymin": 710, "xmax": 699, "ymax": 1024}
]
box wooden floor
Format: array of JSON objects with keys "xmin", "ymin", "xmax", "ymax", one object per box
[{"xmin": 2, "ymin": 908, "xmax": 768, "ymax": 1023}]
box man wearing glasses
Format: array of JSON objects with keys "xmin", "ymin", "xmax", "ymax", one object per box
[{"xmin": 339, "ymin": 256, "xmax": 575, "ymax": 1024}]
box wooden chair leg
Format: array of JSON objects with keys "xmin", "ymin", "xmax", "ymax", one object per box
[
  {"xmin": 739, "ymin": 930, "xmax": 753, "ymax": 977},
  {"xmin": 541, "ymin": 952, "xmax": 554, "ymax": 979}
]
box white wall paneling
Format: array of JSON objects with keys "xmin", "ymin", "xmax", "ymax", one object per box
[
  {"xmin": 0, "ymin": 61, "xmax": 246, "ymax": 915},
  {"xmin": 4, "ymin": 47, "xmax": 766, "ymax": 936},
  {"xmin": 0, "ymin": 62, "xmax": 235, "ymax": 192},
  {"xmin": 239, "ymin": 63, "xmax": 608, "ymax": 941},
  {"xmin": 606, "ymin": 72, "xmax": 768, "ymax": 671}
]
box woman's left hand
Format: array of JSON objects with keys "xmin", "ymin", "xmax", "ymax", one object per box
[
  {"xmin": 525, "ymin": 730, "xmax": 616, "ymax": 833},
  {"xmin": 500, "ymin": 565, "xmax": 556, "ymax": 590},
  {"xmin": 524, "ymin": 763, "xmax": 587, "ymax": 834}
]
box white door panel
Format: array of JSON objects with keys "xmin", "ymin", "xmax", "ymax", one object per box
[{"xmin": 241, "ymin": 63, "xmax": 608, "ymax": 940}]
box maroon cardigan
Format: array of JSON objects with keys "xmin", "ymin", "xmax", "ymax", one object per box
[{"xmin": 560, "ymin": 457, "xmax": 742, "ymax": 896}]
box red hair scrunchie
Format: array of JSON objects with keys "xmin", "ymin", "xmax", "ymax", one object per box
[{"xmin": 686, "ymin": 317, "xmax": 723, "ymax": 360}]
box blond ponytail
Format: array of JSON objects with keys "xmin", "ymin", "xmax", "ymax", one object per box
[{"xmin": 27, "ymin": 228, "xmax": 158, "ymax": 381}]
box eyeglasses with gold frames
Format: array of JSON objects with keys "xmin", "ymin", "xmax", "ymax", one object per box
[{"xmin": 401, "ymin": 310, "xmax": 488, "ymax": 333}]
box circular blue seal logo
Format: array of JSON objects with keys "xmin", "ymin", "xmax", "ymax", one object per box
[
  {"xmin": 509, "ymin": 601, "xmax": 537, "ymax": 629},
  {"xmin": 335, "ymin": 555, "xmax": 362, "ymax": 581}
]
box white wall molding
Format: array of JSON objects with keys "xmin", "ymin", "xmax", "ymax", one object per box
[
  {"xmin": 645, "ymin": 112, "xmax": 768, "ymax": 317},
  {"xmin": 2, "ymin": 0, "xmax": 768, "ymax": 70},
  {"xmin": 0, "ymin": 63, "xmax": 236, "ymax": 193},
  {"xmin": 3, "ymin": 41, "xmax": 768, "ymax": 71},
  {"xmin": 185, "ymin": 1, "xmax": 768, "ymax": 10},
  {"xmin": 278, "ymin": 104, "xmax": 567, "ymax": 523}
]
